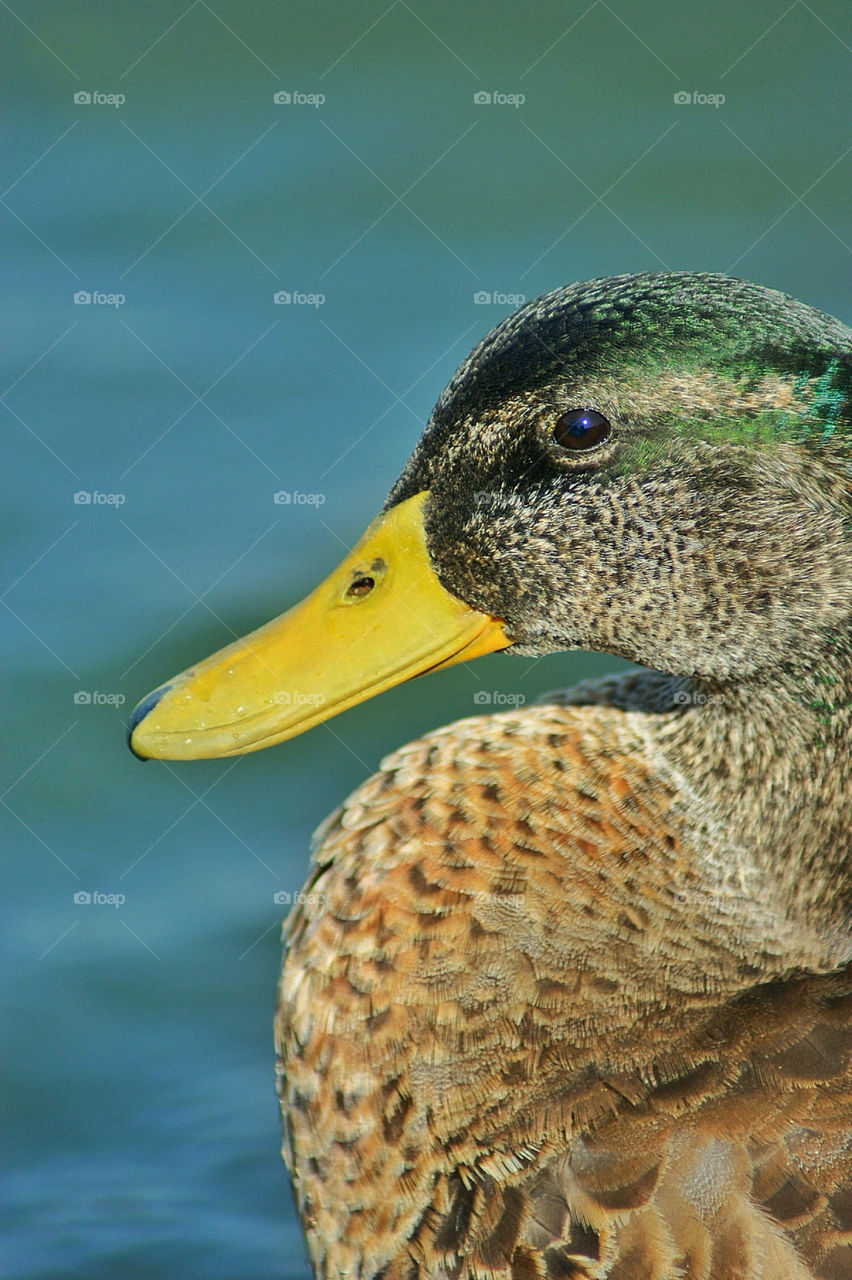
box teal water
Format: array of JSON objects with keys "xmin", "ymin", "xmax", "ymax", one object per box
[{"xmin": 3, "ymin": 3, "xmax": 850, "ymax": 1276}]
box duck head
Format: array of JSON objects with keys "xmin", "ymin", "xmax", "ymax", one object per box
[{"xmin": 129, "ymin": 272, "xmax": 852, "ymax": 760}]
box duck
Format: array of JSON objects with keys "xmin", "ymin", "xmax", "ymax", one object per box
[{"xmin": 128, "ymin": 271, "xmax": 852, "ymax": 1280}]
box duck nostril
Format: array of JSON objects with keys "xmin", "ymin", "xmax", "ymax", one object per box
[{"xmin": 346, "ymin": 575, "xmax": 375, "ymax": 598}]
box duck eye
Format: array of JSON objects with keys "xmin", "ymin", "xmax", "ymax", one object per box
[{"xmin": 553, "ymin": 409, "xmax": 611, "ymax": 451}]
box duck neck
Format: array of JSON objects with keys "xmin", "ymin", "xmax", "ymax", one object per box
[{"xmin": 648, "ymin": 637, "xmax": 852, "ymax": 972}]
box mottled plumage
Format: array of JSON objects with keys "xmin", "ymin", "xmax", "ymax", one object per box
[{"xmin": 273, "ymin": 275, "xmax": 852, "ymax": 1279}]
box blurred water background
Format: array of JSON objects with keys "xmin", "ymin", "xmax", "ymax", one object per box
[{"xmin": 3, "ymin": 2, "xmax": 850, "ymax": 1276}]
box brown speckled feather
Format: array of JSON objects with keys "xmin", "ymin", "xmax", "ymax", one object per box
[{"xmin": 275, "ymin": 696, "xmax": 852, "ymax": 1280}]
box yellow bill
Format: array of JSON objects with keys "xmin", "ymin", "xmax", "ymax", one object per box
[{"xmin": 129, "ymin": 491, "xmax": 511, "ymax": 759}]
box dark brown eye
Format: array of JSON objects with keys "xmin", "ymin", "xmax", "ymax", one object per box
[{"xmin": 553, "ymin": 409, "xmax": 611, "ymax": 452}]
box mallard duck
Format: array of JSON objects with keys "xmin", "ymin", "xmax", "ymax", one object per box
[{"xmin": 128, "ymin": 272, "xmax": 852, "ymax": 1280}]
